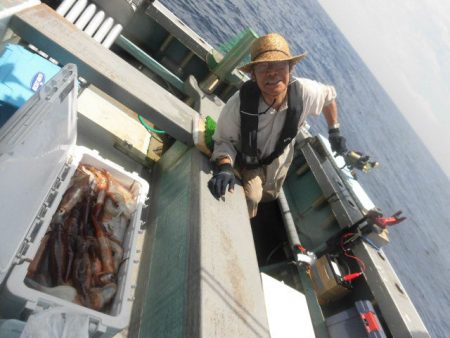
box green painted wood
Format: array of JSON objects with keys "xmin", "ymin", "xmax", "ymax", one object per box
[
  {"xmin": 284, "ymin": 168, "xmax": 340, "ymax": 252},
  {"xmin": 116, "ymin": 35, "xmax": 185, "ymax": 93},
  {"xmin": 139, "ymin": 143, "xmax": 191, "ymax": 337},
  {"xmin": 297, "ymin": 267, "xmax": 330, "ymax": 338},
  {"xmin": 138, "ymin": 143, "xmax": 269, "ymax": 337},
  {"xmin": 209, "ymin": 28, "xmax": 257, "ymax": 79}
]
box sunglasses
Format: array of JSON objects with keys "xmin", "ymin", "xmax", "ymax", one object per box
[{"xmin": 253, "ymin": 61, "xmax": 289, "ymax": 74}]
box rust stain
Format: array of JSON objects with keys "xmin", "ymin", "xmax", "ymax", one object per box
[{"xmin": 220, "ymin": 228, "xmax": 251, "ymax": 310}]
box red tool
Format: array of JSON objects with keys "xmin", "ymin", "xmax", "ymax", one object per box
[{"xmin": 367, "ymin": 209, "xmax": 406, "ymax": 229}]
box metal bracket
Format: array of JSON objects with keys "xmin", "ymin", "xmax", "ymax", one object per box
[{"xmin": 183, "ymin": 75, "xmax": 224, "ymax": 121}]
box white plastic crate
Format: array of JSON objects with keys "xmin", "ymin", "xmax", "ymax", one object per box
[{"xmin": 0, "ymin": 64, "xmax": 149, "ymax": 337}]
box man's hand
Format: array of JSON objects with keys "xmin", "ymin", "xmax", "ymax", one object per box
[
  {"xmin": 328, "ymin": 127, "xmax": 347, "ymax": 155},
  {"xmin": 208, "ymin": 163, "xmax": 235, "ymax": 199}
]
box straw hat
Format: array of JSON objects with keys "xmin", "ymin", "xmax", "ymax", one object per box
[{"xmin": 238, "ymin": 33, "xmax": 307, "ymax": 73}]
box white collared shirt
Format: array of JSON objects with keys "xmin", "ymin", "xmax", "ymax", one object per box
[{"xmin": 211, "ymin": 76, "xmax": 337, "ymax": 197}]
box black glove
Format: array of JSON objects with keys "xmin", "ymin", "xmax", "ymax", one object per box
[
  {"xmin": 208, "ymin": 163, "xmax": 235, "ymax": 199},
  {"xmin": 328, "ymin": 127, "xmax": 347, "ymax": 155}
]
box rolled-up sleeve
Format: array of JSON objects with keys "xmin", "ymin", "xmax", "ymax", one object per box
[
  {"xmin": 211, "ymin": 92, "xmax": 241, "ymax": 165},
  {"xmin": 298, "ymin": 77, "xmax": 337, "ymax": 117}
]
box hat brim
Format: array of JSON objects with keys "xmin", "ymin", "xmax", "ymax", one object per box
[{"xmin": 238, "ymin": 52, "xmax": 307, "ymax": 73}]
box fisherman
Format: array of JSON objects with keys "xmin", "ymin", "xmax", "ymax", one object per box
[{"xmin": 208, "ymin": 33, "xmax": 347, "ymax": 218}]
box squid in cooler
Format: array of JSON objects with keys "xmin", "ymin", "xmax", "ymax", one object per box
[
  {"xmin": 81, "ymin": 166, "xmax": 127, "ymax": 279},
  {"xmin": 72, "ymin": 236, "xmax": 93, "ymax": 305},
  {"xmin": 108, "ymin": 238, "xmax": 124, "ymax": 273},
  {"xmin": 105, "ymin": 172, "xmax": 136, "ymax": 219},
  {"xmin": 88, "ymin": 239, "xmax": 103, "ymax": 284},
  {"xmin": 89, "ymin": 167, "xmax": 116, "ymax": 276},
  {"xmin": 102, "ymin": 172, "xmax": 137, "ymax": 244},
  {"xmin": 27, "ymin": 231, "xmax": 51, "ymax": 280},
  {"xmin": 26, "ymin": 163, "xmax": 136, "ymax": 312},
  {"xmin": 54, "ymin": 171, "xmax": 90, "ymax": 221},
  {"xmin": 102, "ymin": 201, "xmax": 129, "ymax": 244},
  {"xmin": 88, "ymin": 283, "xmax": 118, "ymax": 311},
  {"xmin": 64, "ymin": 208, "xmax": 81, "ymax": 283},
  {"xmin": 49, "ymin": 221, "xmax": 68, "ymax": 286}
]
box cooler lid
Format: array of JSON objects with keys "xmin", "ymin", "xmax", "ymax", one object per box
[{"xmin": 0, "ymin": 64, "xmax": 78, "ymax": 284}]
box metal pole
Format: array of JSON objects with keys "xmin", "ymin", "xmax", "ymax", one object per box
[{"xmin": 278, "ymin": 188, "xmax": 330, "ymax": 338}]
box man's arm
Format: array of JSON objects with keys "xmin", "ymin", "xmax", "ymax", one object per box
[
  {"xmin": 211, "ymin": 92, "xmax": 241, "ymax": 166},
  {"xmin": 322, "ymin": 99, "xmax": 347, "ymax": 155},
  {"xmin": 208, "ymin": 92, "xmax": 241, "ymax": 198},
  {"xmin": 322, "ymin": 99, "xmax": 339, "ymax": 128},
  {"xmin": 216, "ymin": 156, "xmax": 232, "ymax": 166}
]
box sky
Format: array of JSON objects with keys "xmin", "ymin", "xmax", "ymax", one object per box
[{"xmin": 318, "ymin": 0, "xmax": 450, "ymax": 177}]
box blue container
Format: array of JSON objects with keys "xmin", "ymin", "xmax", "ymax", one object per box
[{"xmin": 0, "ymin": 44, "xmax": 60, "ymax": 127}]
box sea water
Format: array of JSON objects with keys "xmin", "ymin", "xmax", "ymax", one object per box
[{"xmin": 161, "ymin": 0, "xmax": 450, "ymax": 336}]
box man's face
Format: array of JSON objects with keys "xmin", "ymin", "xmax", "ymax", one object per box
[{"xmin": 253, "ymin": 61, "xmax": 290, "ymax": 99}]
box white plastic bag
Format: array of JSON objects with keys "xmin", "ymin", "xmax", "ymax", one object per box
[{"xmin": 20, "ymin": 307, "xmax": 89, "ymax": 338}]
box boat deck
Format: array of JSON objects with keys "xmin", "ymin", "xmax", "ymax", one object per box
[{"xmin": 0, "ymin": 1, "xmax": 430, "ymax": 337}]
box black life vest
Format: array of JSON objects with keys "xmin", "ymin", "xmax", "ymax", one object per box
[{"xmin": 239, "ymin": 80, "xmax": 304, "ymax": 169}]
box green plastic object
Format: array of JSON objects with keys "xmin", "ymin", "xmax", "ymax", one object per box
[
  {"xmin": 208, "ymin": 28, "xmax": 258, "ymax": 79},
  {"xmin": 204, "ymin": 116, "xmax": 216, "ymax": 151}
]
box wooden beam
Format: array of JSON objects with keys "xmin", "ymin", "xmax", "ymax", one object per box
[{"xmin": 10, "ymin": 4, "xmax": 196, "ymax": 145}]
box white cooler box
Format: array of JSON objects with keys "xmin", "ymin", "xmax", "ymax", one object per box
[{"xmin": 0, "ymin": 64, "xmax": 149, "ymax": 337}]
